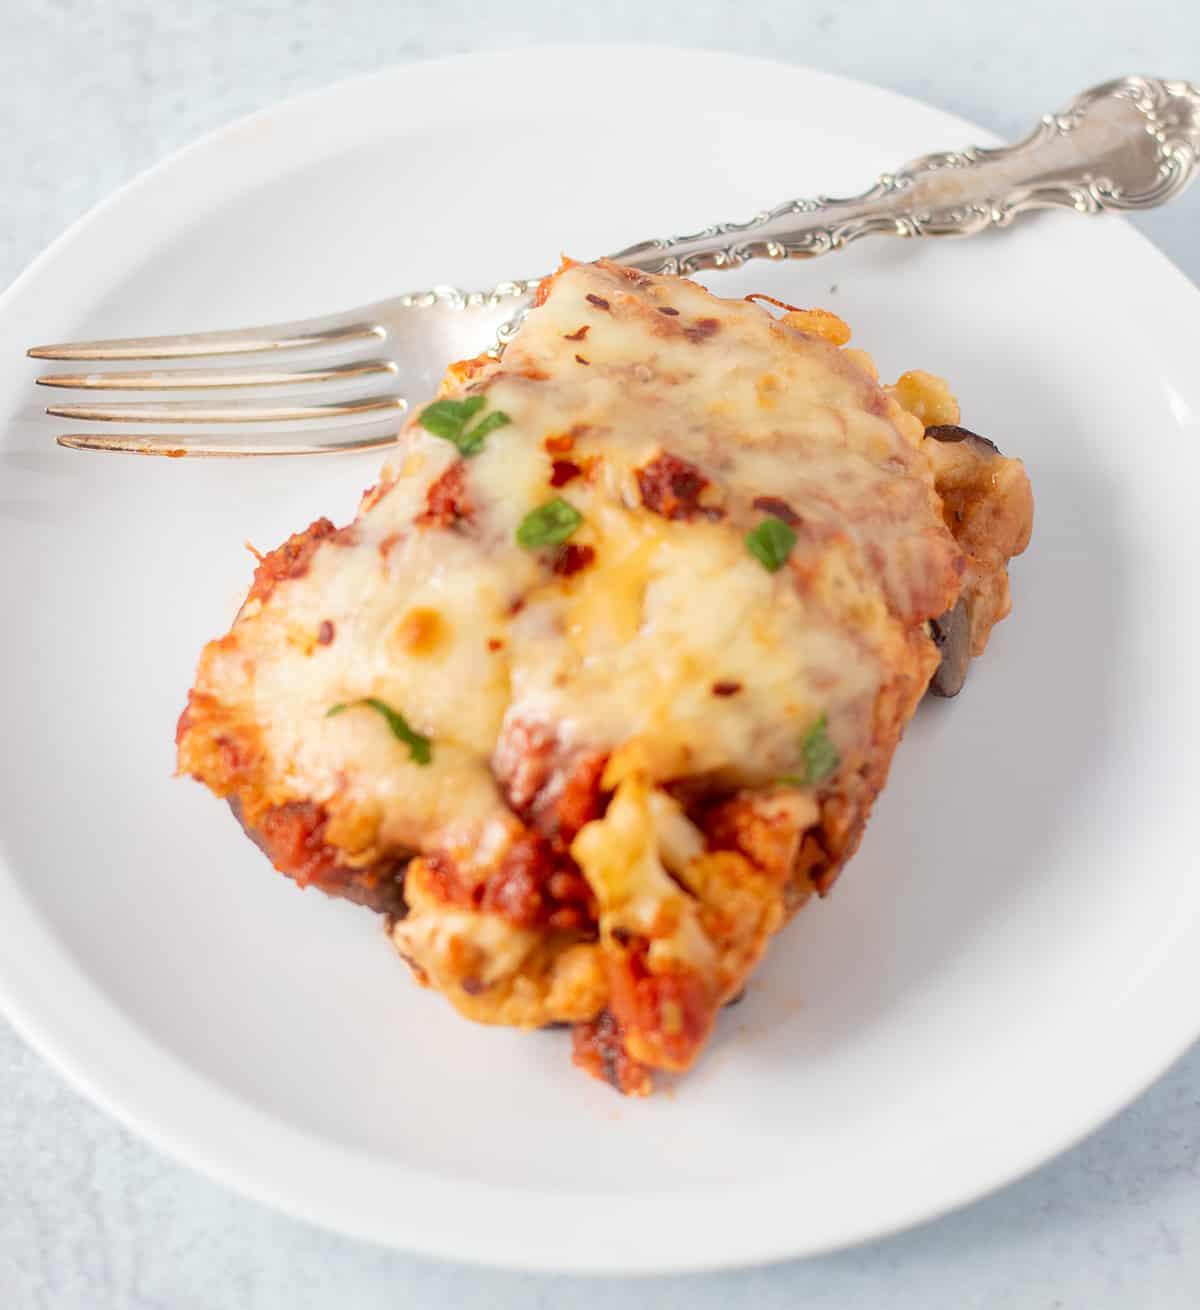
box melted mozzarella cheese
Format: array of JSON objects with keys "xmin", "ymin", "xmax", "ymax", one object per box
[{"xmin": 183, "ymin": 259, "xmax": 964, "ymax": 967}]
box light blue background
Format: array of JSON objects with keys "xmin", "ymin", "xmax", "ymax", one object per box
[{"xmin": 3, "ymin": 3, "xmax": 1198, "ymax": 1306}]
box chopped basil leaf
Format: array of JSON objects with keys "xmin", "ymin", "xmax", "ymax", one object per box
[
  {"xmin": 326, "ymin": 697, "xmax": 432, "ymax": 765},
  {"xmin": 784, "ymin": 714, "xmax": 839, "ymax": 787},
  {"xmin": 745, "ymin": 516, "xmax": 797, "ymax": 572},
  {"xmin": 457, "ymin": 409, "xmax": 511, "ymax": 455},
  {"xmin": 418, "ymin": 394, "xmax": 508, "ymax": 457},
  {"xmin": 418, "ymin": 398, "xmax": 477, "ymax": 441},
  {"xmin": 516, "ymin": 497, "xmax": 583, "ymax": 549}
]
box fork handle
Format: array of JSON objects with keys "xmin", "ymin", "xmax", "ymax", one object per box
[{"xmin": 608, "ymin": 75, "xmax": 1200, "ymax": 275}]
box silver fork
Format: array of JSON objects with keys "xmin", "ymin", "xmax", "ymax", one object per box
[{"xmin": 30, "ymin": 74, "xmax": 1199, "ymax": 457}]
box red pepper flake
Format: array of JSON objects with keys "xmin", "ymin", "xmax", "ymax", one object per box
[
  {"xmin": 552, "ymin": 543, "xmax": 595, "ymax": 577},
  {"xmin": 683, "ymin": 317, "xmax": 721, "ymax": 343},
  {"xmin": 637, "ymin": 452, "xmax": 724, "ymax": 521},
  {"xmin": 586, "ymin": 294, "xmax": 611, "ymax": 311},
  {"xmin": 550, "ymin": 459, "xmax": 582, "ymax": 487},
  {"xmin": 657, "ymin": 306, "xmax": 680, "ymax": 317},
  {"xmin": 574, "ymin": 354, "xmax": 590, "ymax": 366},
  {"xmin": 317, "ymin": 620, "xmax": 335, "ymax": 646},
  {"xmin": 544, "ymin": 432, "xmax": 575, "ymax": 454},
  {"xmin": 711, "ymin": 680, "xmax": 742, "ymax": 697},
  {"xmin": 751, "ymin": 495, "xmax": 801, "ymax": 526},
  {"xmin": 487, "ymin": 637, "xmax": 504, "ymax": 652},
  {"xmin": 564, "ymin": 325, "xmax": 590, "ymax": 342}
]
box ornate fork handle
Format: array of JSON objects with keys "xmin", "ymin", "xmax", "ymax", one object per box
[
  {"xmin": 608, "ymin": 75, "xmax": 1200, "ymax": 276},
  {"xmin": 33, "ymin": 72, "xmax": 1199, "ymax": 461}
]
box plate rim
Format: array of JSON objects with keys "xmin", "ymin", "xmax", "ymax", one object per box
[{"xmin": 3, "ymin": 44, "xmax": 1200, "ymax": 1275}]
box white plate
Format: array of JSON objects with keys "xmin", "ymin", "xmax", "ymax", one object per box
[{"xmin": 2, "ymin": 47, "xmax": 1199, "ymax": 1275}]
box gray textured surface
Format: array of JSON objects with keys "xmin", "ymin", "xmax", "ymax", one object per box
[{"xmin": 3, "ymin": 3, "xmax": 1199, "ymax": 1306}]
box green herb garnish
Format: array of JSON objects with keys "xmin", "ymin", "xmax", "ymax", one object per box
[
  {"xmin": 418, "ymin": 395, "xmax": 511, "ymax": 456},
  {"xmin": 419, "ymin": 395, "xmax": 484, "ymax": 440},
  {"xmin": 781, "ymin": 714, "xmax": 839, "ymax": 787},
  {"xmin": 516, "ymin": 497, "xmax": 583, "ymax": 549},
  {"xmin": 456, "ymin": 409, "xmax": 511, "ymax": 453},
  {"xmin": 326, "ymin": 697, "xmax": 432, "ymax": 765},
  {"xmin": 745, "ymin": 516, "xmax": 797, "ymax": 572}
]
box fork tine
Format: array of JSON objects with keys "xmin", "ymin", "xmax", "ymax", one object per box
[
  {"xmin": 44, "ymin": 396, "xmax": 406, "ymax": 424},
  {"xmin": 36, "ymin": 359, "xmax": 398, "ymax": 390},
  {"xmin": 56, "ymin": 429, "xmax": 402, "ymax": 457},
  {"xmin": 28, "ymin": 313, "xmax": 384, "ymax": 361}
]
